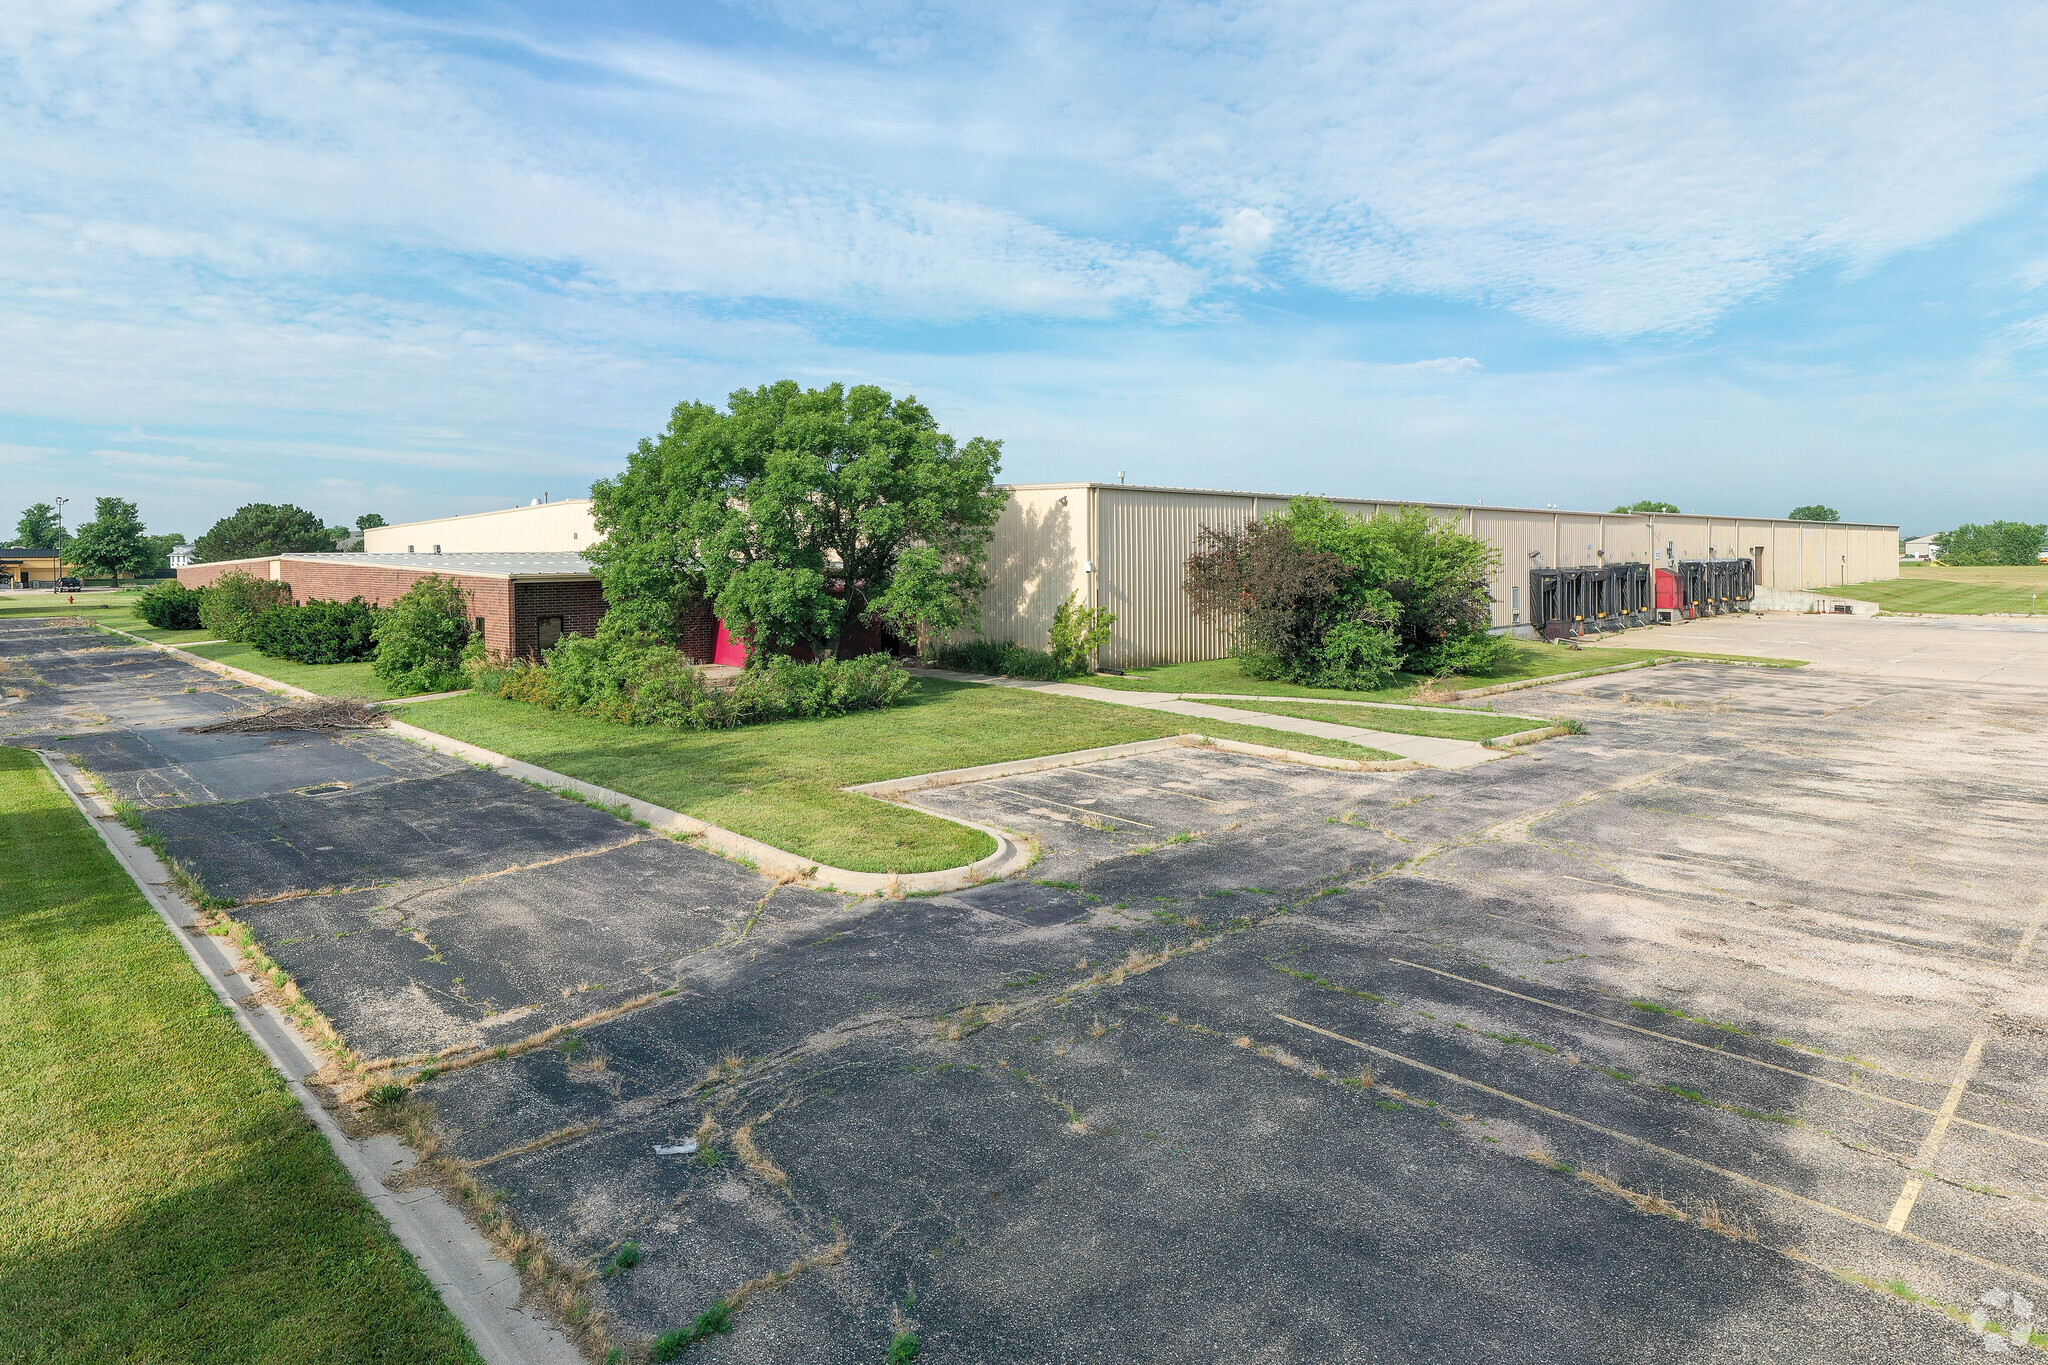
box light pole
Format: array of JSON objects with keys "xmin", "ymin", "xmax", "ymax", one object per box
[{"xmin": 52, "ymin": 497, "xmax": 68, "ymax": 593}]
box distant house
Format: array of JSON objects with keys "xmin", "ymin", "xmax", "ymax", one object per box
[
  {"xmin": 169, "ymin": 544, "xmax": 195, "ymax": 569},
  {"xmin": 1901, "ymin": 534, "xmax": 1943, "ymax": 561}
]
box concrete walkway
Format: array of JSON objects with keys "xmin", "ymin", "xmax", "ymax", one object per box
[{"xmin": 919, "ymin": 669, "xmax": 1503, "ymax": 769}]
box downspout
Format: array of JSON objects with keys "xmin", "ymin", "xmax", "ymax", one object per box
[{"xmin": 1087, "ymin": 484, "xmax": 1102, "ymax": 670}]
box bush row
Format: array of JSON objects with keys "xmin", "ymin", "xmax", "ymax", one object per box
[
  {"xmin": 925, "ymin": 638, "xmax": 1067, "ymax": 680},
  {"xmin": 473, "ymin": 635, "xmax": 912, "ymax": 730},
  {"xmin": 136, "ymin": 572, "xmax": 473, "ymax": 694}
]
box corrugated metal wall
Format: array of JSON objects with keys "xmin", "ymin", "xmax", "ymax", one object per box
[{"xmin": 970, "ymin": 483, "xmax": 1900, "ymax": 667}]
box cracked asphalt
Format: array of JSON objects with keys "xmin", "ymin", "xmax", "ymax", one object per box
[{"xmin": 6, "ymin": 613, "xmax": 2046, "ymax": 1363}]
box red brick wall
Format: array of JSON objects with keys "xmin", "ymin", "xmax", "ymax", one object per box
[
  {"xmin": 513, "ymin": 580, "xmax": 609, "ymax": 660},
  {"xmin": 679, "ymin": 599, "xmax": 718, "ymax": 663},
  {"xmin": 178, "ymin": 558, "xmax": 531, "ymax": 657}
]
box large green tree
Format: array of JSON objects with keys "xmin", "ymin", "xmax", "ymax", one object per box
[
  {"xmin": 355, "ymin": 512, "xmax": 388, "ymax": 532},
  {"xmin": 67, "ymin": 498, "xmax": 152, "ymax": 587},
  {"xmin": 1611, "ymin": 500, "xmax": 1680, "ymax": 514},
  {"xmin": 13, "ymin": 503, "xmax": 68, "ymax": 548},
  {"xmin": 1788, "ymin": 505, "xmax": 1840, "ymax": 522},
  {"xmin": 1935, "ymin": 522, "xmax": 2047, "ymax": 566},
  {"xmin": 193, "ymin": 503, "xmax": 334, "ymax": 562},
  {"xmin": 588, "ymin": 381, "xmax": 1009, "ymax": 659}
]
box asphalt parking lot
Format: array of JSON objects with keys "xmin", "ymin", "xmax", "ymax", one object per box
[{"xmin": 5, "ymin": 613, "xmax": 2045, "ymax": 1362}]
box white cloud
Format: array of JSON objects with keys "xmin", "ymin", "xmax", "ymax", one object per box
[{"xmin": 3, "ymin": 0, "xmax": 2048, "ymax": 534}]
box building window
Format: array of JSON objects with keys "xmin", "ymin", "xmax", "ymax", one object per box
[{"xmin": 537, "ymin": 615, "xmax": 564, "ymax": 648}]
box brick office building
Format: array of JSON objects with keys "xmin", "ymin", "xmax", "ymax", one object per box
[
  {"xmin": 177, "ymin": 552, "xmax": 612, "ymax": 660},
  {"xmin": 178, "ymin": 550, "xmax": 892, "ymax": 665}
]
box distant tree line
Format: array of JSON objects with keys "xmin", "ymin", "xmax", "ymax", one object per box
[
  {"xmin": 12, "ymin": 500, "xmax": 389, "ymax": 585},
  {"xmin": 1934, "ymin": 522, "xmax": 2047, "ymax": 566}
]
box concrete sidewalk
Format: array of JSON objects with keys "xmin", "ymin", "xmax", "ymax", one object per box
[{"xmin": 918, "ymin": 669, "xmax": 1502, "ymax": 769}]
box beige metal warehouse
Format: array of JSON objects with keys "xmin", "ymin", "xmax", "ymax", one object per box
[
  {"xmin": 972, "ymin": 484, "xmax": 1900, "ymax": 670},
  {"xmin": 365, "ymin": 485, "xmax": 1900, "ymax": 670}
]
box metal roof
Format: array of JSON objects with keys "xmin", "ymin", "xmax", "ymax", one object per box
[
  {"xmin": 209, "ymin": 551, "xmax": 595, "ymax": 579},
  {"xmin": 997, "ymin": 483, "xmax": 1900, "ymax": 532}
]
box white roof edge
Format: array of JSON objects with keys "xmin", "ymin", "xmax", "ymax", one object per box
[
  {"xmin": 997, "ymin": 483, "xmax": 1898, "ymax": 531},
  {"xmin": 373, "ymin": 498, "xmax": 594, "ymax": 532},
  {"xmin": 179, "ymin": 552, "xmax": 598, "ymax": 581}
]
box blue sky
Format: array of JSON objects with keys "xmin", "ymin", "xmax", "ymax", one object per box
[{"xmin": 6, "ymin": 1, "xmax": 2048, "ymax": 542}]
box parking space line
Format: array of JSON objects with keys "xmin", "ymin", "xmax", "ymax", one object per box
[
  {"xmin": 1532, "ymin": 876, "xmax": 2022, "ymax": 967},
  {"xmin": 2013, "ymin": 911, "xmax": 2043, "ymax": 967},
  {"xmin": 1055, "ymin": 765, "xmax": 1227, "ymax": 805},
  {"xmin": 1271, "ymin": 1013, "xmax": 2048, "ymax": 1293},
  {"xmin": 1883, "ymin": 1035, "xmax": 1988, "ymax": 1234},
  {"xmin": 1386, "ymin": 957, "xmax": 2048, "ymax": 1150},
  {"xmin": 979, "ymin": 784, "xmax": 1157, "ymax": 830}
]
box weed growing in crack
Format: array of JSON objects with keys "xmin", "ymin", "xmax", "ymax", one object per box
[
  {"xmin": 889, "ymin": 1331, "xmax": 922, "ymax": 1363},
  {"xmin": 600, "ymin": 1241, "xmax": 642, "ymax": 1278},
  {"xmin": 1484, "ymin": 1031, "xmax": 1558, "ymax": 1053},
  {"xmin": 653, "ymin": 1300, "xmax": 734, "ymax": 1358}
]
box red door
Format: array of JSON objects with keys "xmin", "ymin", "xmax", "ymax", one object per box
[{"xmin": 712, "ymin": 619, "xmax": 748, "ymax": 668}]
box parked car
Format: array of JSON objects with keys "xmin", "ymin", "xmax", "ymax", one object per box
[{"xmin": 58, "ymin": 576, "xmax": 82, "ymax": 589}]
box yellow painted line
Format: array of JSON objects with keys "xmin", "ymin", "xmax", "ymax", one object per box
[
  {"xmin": 1385, "ymin": 957, "xmax": 2048, "ymax": 1151},
  {"xmin": 1270, "ymin": 1013, "xmax": 2048, "ymax": 1293},
  {"xmin": 1883, "ymin": 1035, "xmax": 1987, "ymax": 1234}
]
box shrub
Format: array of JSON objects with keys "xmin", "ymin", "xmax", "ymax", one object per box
[
  {"xmin": 1185, "ymin": 516, "xmax": 1401, "ymax": 688},
  {"xmin": 1048, "ymin": 591, "xmax": 1116, "ymax": 674},
  {"xmin": 247, "ymin": 597, "xmax": 379, "ymax": 664},
  {"xmin": 474, "ymin": 636, "xmax": 912, "ymax": 730},
  {"xmin": 372, "ymin": 576, "xmax": 472, "ymax": 694},
  {"xmin": 135, "ymin": 580, "xmax": 205, "ymax": 631},
  {"xmin": 1185, "ymin": 500, "xmax": 1513, "ymax": 687},
  {"xmin": 927, "ymin": 639, "xmax": 1067, "ymax": 680},
  {"xmin": 197, "ymin": 570, "xmax": 294, "ymax": 642}
]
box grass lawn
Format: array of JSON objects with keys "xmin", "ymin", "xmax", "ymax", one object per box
[
  {"xmin": 1839, "ymin": 564, "xmax": 2048, "ymax": 614},
  {"xmin": 180, "ymin": 641, "xmax": 404, "ymax": 701},
  {"xmin": 400, "ymin": 680, "xmax": 1397, "ymax": 874},
  {"xmin": 0, "ymin": 590, "xmax": 145, "ymax": 620},
  {"xmin": 1198, "ymin": 698, "xmax": 1551, "ymax": 741},
  {"xmin": 1073, "ymin": 640, "xmax": 1802, "ymax": 702},
  {"xmin": 0, "ymin": 746, "xmax": 479, "ymax": 1365}
]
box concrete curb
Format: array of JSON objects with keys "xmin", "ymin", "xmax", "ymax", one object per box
[
  {"xmin": 379, "ymin": 717, "xmax": 1031, "ymax": 897},
  {"xmin": 1116, "ymin": 691, "xmax": 1550, "ymax": 720},
  {"xmin": 1483, "ymin": 724, "xmax": 1577, "ymax": 749},
  {"xmin": 32, "ymin": 749, "xmax": 582, "ymax": 1365},
  {"xmin": 1446, "ymin": 658, "xmax": 1663, "ymax": 697},
  {"xmin": 914, "ymin": 667, "xmax": 1496, "ymax": 767}
]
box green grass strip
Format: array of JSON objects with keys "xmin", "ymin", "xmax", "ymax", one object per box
[
  {"xmin": 0, "ymin": 747, "xmax": 480, "ymax": 1364},
  {"xmin": 1838, "ymin": 565, "xmax": 2048, "ymax": 615}
]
